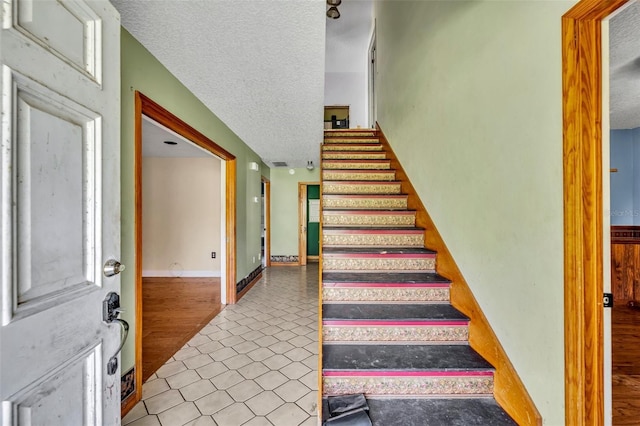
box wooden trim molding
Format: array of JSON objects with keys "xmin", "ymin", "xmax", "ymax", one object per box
[
  {"xmin": 131, "ymin": 92, "xmax": 238, "ymax": 414},
  {"xmin": 376, "ymin": 125, "xmax": 541, "ymax": 425},
  {"xmin": 317, "ymin": 140, "xmax": 325, "ymax": 417},
  {"xmin": 611, "ymin": 226, "xmax": 640, "ymax": 244},
  {"xmin": 562, "ymin": 1, "xmax": 627, "ymax": 424},
  {"xmin": 226, "ymin": 159, "xmax": 237, "ymax": 304},
  {"xmin": 132, "ymin": 92, "xmax": 144, "ymax": 412},
  {"xmin": 262, "ymin": 177, "xmax": 271, "ymax": 267},
  {"xmin": 299, "ymin": 183, "xmax": 308, "ymax": 266}
]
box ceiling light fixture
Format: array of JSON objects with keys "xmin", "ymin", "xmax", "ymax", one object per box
[
  {"xmin": 326, "ymin": 6, "xmax": 340, "ymax": 19},
  {"xmin": 327, "ymin": 0, "xmax": 341, "ymax": 6},
  {"xmin": 306, "ymin": 161, "xmax": 315, "ymax": 171}
]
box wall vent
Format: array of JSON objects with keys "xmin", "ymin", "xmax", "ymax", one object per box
[{"xmin": 272, "ymin": 161, "xmax": 288, "ymax": 167}]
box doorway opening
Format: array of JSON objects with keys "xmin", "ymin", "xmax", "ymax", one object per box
[
  {"xmin": 299, "ymin": 182, "xmax": 320, "ymax": 266},
  {"xmin": 261, "ymin": 176, "xmax": 271, "ymax": 268},
  {"xmin": 368, "ymin": 23, "xmax": 377, "ymax": 128},
  {"xmin": 130, "ymin": 92, "xmax": 237, "ymax": 410},
  {"xmin": 139, "ymin": 115, "xmax": 224, "ymax": 384}
]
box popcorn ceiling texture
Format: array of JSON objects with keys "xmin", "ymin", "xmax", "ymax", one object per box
[
  {"xmin": 111, "ymin": 0, "xmax": 326, "ymax": 167},
  {"xmin": 610, "ymin": 3, "xmax": 640, "ymax": 129}
]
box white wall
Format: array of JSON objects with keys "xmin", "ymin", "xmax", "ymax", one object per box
[
  {"xmin": 325, "ymin": 1, "xmax": 373, "ymax": 129},
  {"xmin": 374, "ymin": 1, "xmax": 577, "ymax": 423},
  {"xmin": 142, "ymin": 157, "xmax": 221, "ymax": 276}
]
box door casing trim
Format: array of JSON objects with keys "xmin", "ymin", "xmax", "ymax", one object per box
[
  {"xmin": 562, "ymin": 1, "xmax": 627, "ymax": 423},
  {"xmin": 131, "ymin": 91, "xmax": 237, "ymax": 408}
]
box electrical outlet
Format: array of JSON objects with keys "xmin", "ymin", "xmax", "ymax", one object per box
[
  {"xmin": 211, "ymin": 252, "xmax": 216, "ymax": 259},
  {"xmin": 253, "ymin": 256, "xmax": 256, "ymax": 263}
]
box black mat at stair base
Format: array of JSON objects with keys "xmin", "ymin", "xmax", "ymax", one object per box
[
  {"xmin": 322, "ymin": 304, "xmax": 468, "ymax": 321},
  {"xmin": 322, "ymin": 344, "xmax": 494, "ymax": 371},
  {"xmin": 323, "ymin": 271, "xmax": 450, "ymax": 284},
  {"xmin": 322, "ymin": 247, "xmax": 437, "ymax": 255},
  {"xmin": 323, "ymin": 398, "xmax": 517, "ymax": 426}
]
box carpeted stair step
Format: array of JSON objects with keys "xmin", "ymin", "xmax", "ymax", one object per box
[
  {"xmin": 322, "ymin": 143, "xmax": 384, "ymax": 152},
  {"xmin": 323, "ymin": 169, "xmax": 396, "ymax": 182},
  {"xmin": 323, "ymin": 181, "xmax": 402, "ymax": 195},
  {"xmin": 322, "ymin": 247, "xmax": 436, "ymax": 272},
  {"xmin": 322, "ymin": 398, "xmax": 517, "ymax": 426},
  {"xmin": 323, "ymin": 227, "xmax": 423, "ymax": 247},
  {"xmin": 322, "ymin": 344, "xmax": 494, "ymax": 397},
  {"xmin": 322, "ymin": 304, "xmax": 469, "ymax": 343},
  {"xmin": 324, "ymin": 137, "xmax": 380, "ymax": 144},
  {"xmin": 322, "ymin": 144, "xmax": 383, "ymax": 153},
  {"xmin": 323, "ymin": 210, "xmax": 416, "ymax": 227},
  {"xmin": 323, "ymin": 159, "xmax": 391, "ymax": 170},
  {"xmin": 325, "ymin": 130, "xmax": 377, "ymax": 138},
  {"xmin": 322, "ymin": 271, "xmax": 450, "ymax": 302},
  {"xmin": 323, "ymin": 195, "xmax": 408, "ymax": 210},
  {"xmin": 323, "ymin": 151, "xmax": 387, "ymax": 160}
]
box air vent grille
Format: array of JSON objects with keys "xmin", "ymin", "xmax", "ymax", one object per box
[{"xmin": 272, "ymin": 161, "xmax": 288, "ymax": 167}]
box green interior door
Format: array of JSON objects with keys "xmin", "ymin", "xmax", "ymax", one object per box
[{"xmin": 307, "ymin": 185, "xmax": 320, "ymax": 256}]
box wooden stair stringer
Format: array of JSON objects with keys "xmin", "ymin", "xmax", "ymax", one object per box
[{"xmin": 376, "ymin": 125, "xmax": 542, "ymax": 426}]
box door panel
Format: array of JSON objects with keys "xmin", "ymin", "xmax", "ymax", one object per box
[
  {"xmin": 12, "ymin": 0, "xmax": 102, "ymax": 81},
  {"xmin": 12, "ymin": 72, "xmax": 101, "ymax": 313},
  {"xmin": 0, "ymin": 1, "xmax": 121, "ymax": 424}
]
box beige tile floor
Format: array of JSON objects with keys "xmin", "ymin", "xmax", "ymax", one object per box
[{"xmin": 123, "ymin": 265, "xmax": 319, "ymax": 426}]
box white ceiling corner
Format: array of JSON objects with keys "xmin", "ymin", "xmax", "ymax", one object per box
[{"xmin": 111, "ymin": 0, "xmax": 327, "ymax": 168}]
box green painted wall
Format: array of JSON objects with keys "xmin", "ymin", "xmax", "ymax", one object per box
[
  {"xmin": 120, "ymin": 29, "xmax": 265, "ymax": 373},
  {"xmin": 270, "ymin": 168, "xmax": 320, "ymax": 257},
  {"xmin": 374, "ymin": 1, "xmax": 577, "ymax": 423}
]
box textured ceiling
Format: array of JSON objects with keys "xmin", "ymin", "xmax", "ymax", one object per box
[
  {"xmin": 142, "ymin": 117, "xmax": 213, "ymax": 158},
  {"xmin": 111, "ymin": 0, "xmax": 326, "ymax": 168},
  {"xmin": 610, "ymin": 2, "xmax": 640, "ymax": 130},
  {"xmin": 113, "ymin": 0, "xmax": 640, "ymax": 160}
]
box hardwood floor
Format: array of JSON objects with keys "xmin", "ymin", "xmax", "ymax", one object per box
[
  {"xmin": 142, "ymin": 277, "xmax": 223, "ymax": 382},
  {"xmin": 613, "ymin": 304, "xmax": 640, "ymax": 425}
]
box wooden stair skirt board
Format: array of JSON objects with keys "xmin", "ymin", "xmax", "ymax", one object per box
[{"xmin": 319, "ymin": 128, "xmax": 540, "ymax": 425}]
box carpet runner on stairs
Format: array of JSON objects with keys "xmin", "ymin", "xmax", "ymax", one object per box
[{"xmin": 320, "ymin": 129, "xmax": 517, "ymax": 425}]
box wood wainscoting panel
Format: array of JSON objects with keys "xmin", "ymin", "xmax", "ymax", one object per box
[{"xmin": 611, "ymin": 226, "xmax": 640, "ymax": 303}]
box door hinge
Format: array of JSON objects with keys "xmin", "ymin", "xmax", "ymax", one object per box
[{"xmin": 603, "ymin": 293, "xmax": 613, "ymax": 308}]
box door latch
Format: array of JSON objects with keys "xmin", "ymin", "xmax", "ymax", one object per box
[
  {"xmin": 103, "ymin": 292, "xmax": 129, "ymax": 375},
  {"xmin": 603, "ymin": 292, "xmax": 613, "ymax": 308}
]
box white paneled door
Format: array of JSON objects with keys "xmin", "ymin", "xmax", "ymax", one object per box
[{"xmin": 0, "ymin": 1, "xmax": 121, "ymax": 424}]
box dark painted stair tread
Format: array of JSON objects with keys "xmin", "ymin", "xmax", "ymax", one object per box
[
  {"xmin": 322, "ymin": 398, "xmax": 517, "ymax": 426},
  {"xmin": 323, "ymin": 344, "xmax": 493, "ymax": 371},
  {"xmin": 323, "ymin": 247, "xmax": 436, "ymax": 255},
  {"xmin": 323, "ymin": 271, "xmax": 450, "ymax": 284},
  {"xmin": 322, "ymin": 304, "xmax": 467, "ymax": 321}
]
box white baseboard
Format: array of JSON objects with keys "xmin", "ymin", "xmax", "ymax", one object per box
[{"xmin": 142, "ymin": 270, "xmax": 222, "ymax": 278}]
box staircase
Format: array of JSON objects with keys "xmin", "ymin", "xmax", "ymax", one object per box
[{"xmin": 320, "ymin": 129, "xmax": 517, "ymax": 425}]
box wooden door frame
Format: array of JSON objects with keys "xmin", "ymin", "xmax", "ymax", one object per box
[
  {"xmin": 132, "ymin": 92, "xmax": 237, "ymax": 407},
  {"xmin": 562, "ymin": 0, "xmax": 627, "ymax": 424},
  {"xmin": 262, "ymin": 176, "xmax": 271, "ymax": 267},
  {"xmin": 298, "ymin": 182, "xmax": 320, "ymax": 265}
]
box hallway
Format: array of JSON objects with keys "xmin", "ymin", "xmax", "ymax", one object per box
[{"xmin": 123, "ymin": 265, "xmax": 319, "ymax": 426}]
